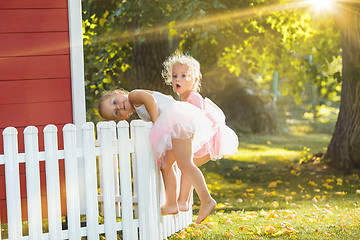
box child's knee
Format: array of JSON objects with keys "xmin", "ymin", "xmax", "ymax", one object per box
[
  {"xmin": 176, "ymin": 161, "xmax": 193, "ymax": 172},
  {"xmin": 160, "ymin": 161, "xmax": 173, "ymax": 171}
]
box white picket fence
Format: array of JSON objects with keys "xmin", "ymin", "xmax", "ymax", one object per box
[{"xmin": 0, "ymin": 120, "xmax": 193, "ymax": 240}]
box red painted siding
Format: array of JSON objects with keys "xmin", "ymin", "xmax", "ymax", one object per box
[
  {"xmin": 0, "ymin": 9, "xmax": 69, "ymax": 33},
  {"xmin": 0, "ymin": 0, "xmax": 72, "ymax": 223},
  {"xmin": 0, "ymin": 0, "xmax": 67, "ymax": 9},
  {"xmin": 0, "ymin": 32, "xmax": 70, "ymax": 57}
]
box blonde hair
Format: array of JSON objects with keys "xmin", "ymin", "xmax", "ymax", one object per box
[{"xmin": 162, "ymin": 51, "xmax": 202, "ymax": 92}]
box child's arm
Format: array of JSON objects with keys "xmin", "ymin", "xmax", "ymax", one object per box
[
  {"xmin": 129, "ymin": 90, "xmax": 159, "ymax": 123},
  {"xmin": 187, "ymin": 92, "xmax": 204, "ymax": 110}
]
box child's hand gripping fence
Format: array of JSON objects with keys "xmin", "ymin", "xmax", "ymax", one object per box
[{"xmin": 0, "ymin": 120, "xmax": 193, "ymax": 240}]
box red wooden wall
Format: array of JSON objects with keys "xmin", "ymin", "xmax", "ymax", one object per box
[{"xmin": 0, "ymin": 0, "xmax": 73, "ymax": 223}]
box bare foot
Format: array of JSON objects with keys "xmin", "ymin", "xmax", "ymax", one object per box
[
  {"xmin": 195, "ymin": 198, "xmax": 216, "ymax": 224},
  {"xmin": 161, "ymin": 204, "xmax": 179, "ymax": 216},
  {"xmin": 178, "ymin": 200, "xmax": 189, "ymax": 212}
]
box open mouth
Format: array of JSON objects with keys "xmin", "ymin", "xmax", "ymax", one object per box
[{"xmin": 176, "ymin": 84, "xmax": 181, "ymax": 88}]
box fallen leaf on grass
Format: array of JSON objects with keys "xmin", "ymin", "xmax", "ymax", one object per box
[
  {"xmin": 271, "ymin": 201, "xmax": 279, "ymax": 209},
  {"xmin": 336, "ymin": 178, "xmax": 343, "ymax": 185},
  {"xmin": 283, "ymin": 210, "xmax": 298, "ymax": 219},
  {"xmin": 281, "ymin": 222, "xmax": 298, "ymax": 234},
  {"xmin": 285, "ymin": 196, "xmax": 293, "ymax": 201},
  {"xmin": 239, "ymin": 225, "xmax": 248, "ymax": 230},
  {"xmin": 225, "ymin": 232, "xmax": 235, "ymax": 238},
  {"xmin": 225, "ymin": 218, "xmax": 233, "ymax": 224},
  {"xmin": 324, "ymin": 232, "xmax": 335, "ymax": 236},
  {"xmin": 268, "ymin": 181, "xmax": 277, "ymax": 188},
  {"xmin": 272, "ymin": 230, "xmax": 284, "ymax": 237},
  {"xmin": 202, "ymin": 216, "xmax": 212, "ymax": 223},
  {"xmin": 335, "ymin": 191, "xmax": 346, "ymax": 196},
  {"xmin": 323, "ymin": 183, "xmax": 333, "ymax": 189},
  {"xmin": 215, "ymin": 203, "xmax": 227, "ymax": 209},
  {"xmin": 264, "ymin": 224, "xmax": 277, "ymax": 234},
  {"xmin": 308, "ymin": 180, "xmax": 317, "ymax": 186},
  {"xmin": 267, "ymin": 212, "xmax": 281, "ymax": 219}
]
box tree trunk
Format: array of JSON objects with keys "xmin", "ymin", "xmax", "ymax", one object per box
[
  {"xmin": 324, "ymin": 4, "xmax": 360, "ymax": 171},
  {"xmin": 126, "ymin": 33, "xmax": 178, "ymax": 96}
]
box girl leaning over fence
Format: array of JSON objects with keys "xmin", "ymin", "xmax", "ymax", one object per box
[
  {"xmin": 98, "ymin": 89, "xmax": 216, "ymax": 224},
  {"xmin": 162, "ymin": 51, "xmax": 239, "ymax": 212}
]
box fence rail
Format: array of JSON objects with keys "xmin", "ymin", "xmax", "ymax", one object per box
[{"xmin": 0, "ymin": 120, "xmax": 192, "ymax": 240}]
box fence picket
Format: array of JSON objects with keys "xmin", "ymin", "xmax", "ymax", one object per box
[
  {"xmin": 24, "ymin": 126, "xmax": 43, "ymax": 240},
  {"xmin": 43, "ymin": 125, "xmax": 63, "ymax": 239},
  {"xmin": 130, "ymin": 124, "xmax": 138, "ymax": 219},
  {"xmin": 131, "ymin": 120, "xmax": 161, "ymax": 240},
  {"xmin": 1, "ymin": 120, "xmax": 193, "ymax": 240},
  {"xmin": 81, "ymin": 122, "xmax": 99, "ymax": 240},
  {"xmin": 117, "ymin": 121, "xmax": 136, "ymax": 239},
  {"xmin": 109, "ymin": 121, "xmax": 121, "ymax": 218},
  {"xmin": 63, "ymin": 124, "xmax": 81, "ymax": 239},
  {"xmin": 98, "ymin": 122, "xmax": 117, "ymax": 240},
  {"xmin": 3, "ymin": 127, "xmax": 23, "ymax": 240}
]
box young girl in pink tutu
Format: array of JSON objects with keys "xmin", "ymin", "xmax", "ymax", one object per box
[
  {"xmin": 98, "ymin": 89, "xmax": 217, "ymax": 223},
  {"xmin": 162, "ymin": 52, "xmax": 239, "ymax": 212}
]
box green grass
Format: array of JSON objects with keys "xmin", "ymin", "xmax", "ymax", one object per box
[
  {"xmin": 169, "ymin": 133, "xmax": 360, "ymax": 239},
  {"xmin": 2, "ymin": 132, "xmax": 359, "ymax": 239}
]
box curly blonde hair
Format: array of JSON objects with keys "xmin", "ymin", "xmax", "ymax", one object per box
[{"xmin": 162, "ymin": 51, "xmax": 202, "ymax": 92}]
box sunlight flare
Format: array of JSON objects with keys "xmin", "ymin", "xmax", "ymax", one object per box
[
  {"xmin": 311, "ymin": 0, "xmax": 333, "ymax": 10},
  {"xmin": 105, "ymin": 2, "xmax": 308, "ymax": 42}
]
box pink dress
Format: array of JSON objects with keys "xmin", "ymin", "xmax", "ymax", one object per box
[
  {"xmin": 134, "ymin": 91, "xmax": 214, "ymax": 166},
  {"xmin": 187, "ymin": 92, "xmax": 239, "ymax": 160}
]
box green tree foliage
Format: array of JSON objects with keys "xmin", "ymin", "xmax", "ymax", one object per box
[{"xmin": 82, "ymin": 0, "xmax": 342, "ymax": 128}]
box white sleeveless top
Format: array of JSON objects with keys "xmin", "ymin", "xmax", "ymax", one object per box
[{"xmin": 135, "ymin": 91, "xmax": 175, "ymax": 121}]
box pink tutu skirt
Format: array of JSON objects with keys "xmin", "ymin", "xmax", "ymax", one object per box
[
  {"xmin": 193, "ymin": 98, "xmax": 239, "ymax": 160},
  {"xmin": 149, "ymin": 101, "xmax": 214, "ymax": 166}
]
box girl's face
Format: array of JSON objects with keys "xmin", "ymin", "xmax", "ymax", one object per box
[
  {"xmin": 101, "ymin": 91, "xmax": 133, "ymax": 121},
  {"xmin": 172, "ymin": 63, "xmax": 198, "ymax": 96}
]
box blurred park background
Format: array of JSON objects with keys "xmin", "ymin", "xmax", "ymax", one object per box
[
  {"xmin": 82, "ymin": 0, "xmax": 343, "ymax": 140},
  {"xmin": 82, "ymin": 0, "xmax": 360, "ymax": 238}
]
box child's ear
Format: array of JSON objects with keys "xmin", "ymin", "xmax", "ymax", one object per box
[{"xmin": 194, "ymin": 77, "xmax": 200, "ymax": 86}]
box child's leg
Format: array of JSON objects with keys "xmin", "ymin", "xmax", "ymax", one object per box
[
  {"xmin": 178, "ymin": 154, "xmax": 210, "ymax": 212},
  {"xmin": 160, "ymin": 151, "xmax": 179, "ymax": 215},
  {"xmin": 172, "ymin": 138, "xmax": 216, "ymax": 223}
]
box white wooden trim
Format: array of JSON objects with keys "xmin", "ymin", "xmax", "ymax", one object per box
[
  {"xmin": 68, "ymin": 0, "xmax": 86, "ymax": 141},
  {"xmin": 68, "ymin": 0, "xmax": 87, "ymax": 215}
]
